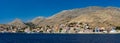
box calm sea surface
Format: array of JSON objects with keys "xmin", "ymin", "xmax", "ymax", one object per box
[{"xmin": 0, "ymin": 33, "xmax": 120, "ymax": 43}]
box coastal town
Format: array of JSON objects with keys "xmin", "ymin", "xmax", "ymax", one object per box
[
  {"xmin": 1, "ymin": 6, "xmax": 120, "ymax": 34},
  {"xmin": 1, "ymin": 0, "xmax": 120, "ymax": 43},
  {"xmin": 0, "ymin": 22, "xmax": 119, "ymax": 34}
]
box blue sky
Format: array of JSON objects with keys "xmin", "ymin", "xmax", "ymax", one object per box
[{"xmin": 0, "ymin": 0, "xmax": 120, "ymax": 24}]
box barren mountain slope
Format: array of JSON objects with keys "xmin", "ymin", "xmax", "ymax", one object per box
[
  {"xmin": 69, "ymin": 8, "xmax": 120, "ymax": 27},
  {"xmin": 38, "ymin": 6, "xmax": 105, "ymax": 26}
]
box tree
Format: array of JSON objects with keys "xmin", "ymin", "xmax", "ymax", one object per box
[
  {"xmin": 24, "ymin": 22, "xmax": 36, "ymax": 28},
  {"xmin": 116, "ymin": 26, "xmax": 120, "ymax": 30}
]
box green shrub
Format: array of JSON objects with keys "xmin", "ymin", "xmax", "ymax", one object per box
[{"xmin": 116, "ymin": 26, "xmax": 120, "ymax": 30}]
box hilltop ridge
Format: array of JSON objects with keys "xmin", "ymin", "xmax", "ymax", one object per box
[{"xmin": 6, "ymin": 6, "xmax": 120, "ymax": 28}]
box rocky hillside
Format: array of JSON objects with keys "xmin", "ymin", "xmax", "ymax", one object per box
[
  {"xmin": 32, "ymin": 6, "xmax": 120, "ymax": 27},
  {"xmin": 31, "ymin": 16, "xmax": 46, "ymax": 25},
  {"xmin": 69, "ymin": 7, "xmax": 120, "ymax": 27},
  {"xmin": 8, "ymin": 18, "xmax": 26, "ymax": 28},
  {"xmin": 7, "ymin": 6, "xmax": 120, "ymax": 28},
  {"xmin": 34, "ymin": 6, "xmax": 107, "ymax": 26}
]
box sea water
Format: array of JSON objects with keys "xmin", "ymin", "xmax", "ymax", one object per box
[{"xmin": 0, "ymin": 33, "xmax": 120, "ymax": 43}]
